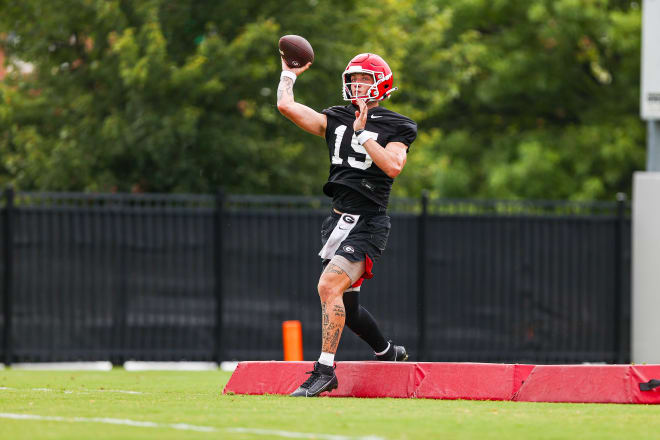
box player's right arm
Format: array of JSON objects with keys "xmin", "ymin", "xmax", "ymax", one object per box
[{"xmin": 276, "ymin": 58, "xmax": 327, "ymax": 138}]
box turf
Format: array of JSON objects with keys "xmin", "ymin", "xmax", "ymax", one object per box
[{"xmin": 1, "ymin": 368, "xmax": 659, "ymax": 440}]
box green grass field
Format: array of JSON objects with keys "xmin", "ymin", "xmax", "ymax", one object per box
[{"xmin": 1, "ymin": 368, "xmax": 659, "ymax": 439}]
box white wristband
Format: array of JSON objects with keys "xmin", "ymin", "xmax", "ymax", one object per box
[
  {"xmin": 280, "ymin": 70, "xmax": 297, "ymax": 84},
  {"xmin": 357, "ymin": 131, "xmax": 371, "ymax": 145}
]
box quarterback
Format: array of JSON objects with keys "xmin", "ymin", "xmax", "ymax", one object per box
[{"xmin": 277, "ymin": 52, "xmax": 417, "ymax": 397}]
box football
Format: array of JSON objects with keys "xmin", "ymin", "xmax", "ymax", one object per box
[{"xmin": 278, "ymin": 35, "xmax": 314, "ymax": 68}]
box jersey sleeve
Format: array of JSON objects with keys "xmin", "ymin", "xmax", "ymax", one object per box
[
  {"xmin": 389, "ymin": 120, "xmax": 418, "ymax": 150},
  {"xmin": 322, "ymin": 107, "xmax": 341, "ymax": 142}
]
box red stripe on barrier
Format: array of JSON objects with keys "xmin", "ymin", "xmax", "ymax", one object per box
[
  {"xmin": 222, "ymin": 361, "xmax": 660, "ymax": 404},
  {"xmin": 513, "ymin": 364, "xmax": 535, "ymax": 396}
]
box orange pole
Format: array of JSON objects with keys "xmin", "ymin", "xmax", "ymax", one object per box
[{"xmin": 282, "ymin": 320, "xmax": 303, "ymax": 361}]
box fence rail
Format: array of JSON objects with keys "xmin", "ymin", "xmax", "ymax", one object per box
[{"xmin": 0, "ymin": 188, "xmax": 631, "ymax": 364}]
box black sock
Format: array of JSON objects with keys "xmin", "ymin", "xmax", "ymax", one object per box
[{"xmin": 343, "ymin": 291, "xmax": 389, "ymax": 353}]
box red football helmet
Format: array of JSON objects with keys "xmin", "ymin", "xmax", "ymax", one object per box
[{"xmin": 342, "ymin": 53, "xmax": 397, "ymax": 104}]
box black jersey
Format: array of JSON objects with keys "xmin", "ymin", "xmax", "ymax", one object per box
[{"xmin": 322, "ymin": 104, "xmax": 417, "ymax": 213}]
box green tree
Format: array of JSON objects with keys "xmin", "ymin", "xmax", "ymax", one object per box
[
  {"xmin": 0, "ymin": 0, "xmax": 646, "ymax": 201},
  {"xmin": 394, "ymin": 0, "xmax": 644, "ymax": 200},
  {"xmin": 0, "ymin": 0, "xmax": 355, "ymax": 193}
]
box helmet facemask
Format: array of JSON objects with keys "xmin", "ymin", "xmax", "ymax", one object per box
[{"xmin": 343, "ymin": 70, "xmax": 380, "ymax": 103}]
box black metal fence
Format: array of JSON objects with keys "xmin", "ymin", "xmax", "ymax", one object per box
[{"xmin": 0, "ymin": 189, "xmax": 631, "ymax": 364}]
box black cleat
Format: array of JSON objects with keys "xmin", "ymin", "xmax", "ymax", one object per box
[
  {"xmin": 290, "ymin": 362, "xmax": 338, "ymax": 397},
  {"xmin": 375, "ymin": 340, "xmax": 409, "ymax": 362}
]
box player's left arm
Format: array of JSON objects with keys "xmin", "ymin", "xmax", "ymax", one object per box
[{"xmin": 353, "ymin": 99, "xmax": 408, "ymax": 178}]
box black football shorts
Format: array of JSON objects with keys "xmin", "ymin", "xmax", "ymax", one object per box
[{"xmin": 319, "ymin": 211, "xmax": 391, "ymax": 285}]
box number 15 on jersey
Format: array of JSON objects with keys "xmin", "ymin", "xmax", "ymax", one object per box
[{"xmin": 331, "ymin": 125, "xmax": 378, "ymax": 170}]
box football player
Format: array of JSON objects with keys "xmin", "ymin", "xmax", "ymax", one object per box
[{"xmin": 277, "ymin": 53, "xmax": 417, "ymax": 397}]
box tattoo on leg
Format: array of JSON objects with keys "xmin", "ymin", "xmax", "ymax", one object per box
[
  {"xmin": 322, "ymin": 323, "xmax": 343, "ymax": 353},
  {"xmin": 329, "ymin": 329, "xmax": 340, "ymax": 351},
  {"xmin": 333, "ymin": 304, "xmax": 345, "ymax": 318},
  {"xmin": 322, "ymin": 303, "xmax": 329, "ymax": 327},
  {"xmin": 321, "ymin": 298, "xmax": 346, "ymax": 353},
  {"xmin": 324, "ymin": 263, "xmax": 345, "ymax": 277},
  {"xmin": 321, "ymin": 322, "xmax": 331, "ymax": 351}
]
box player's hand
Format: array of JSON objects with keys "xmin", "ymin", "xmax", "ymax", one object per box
[
  {"xmin": 281, "ymin": 57, "xmax": 312, "ymax": 76},
  {"xmin": 353, "ymin": 99, "xmax": 368, "ymax": 131}
]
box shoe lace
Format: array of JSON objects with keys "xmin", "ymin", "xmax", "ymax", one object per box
[{"xmin": 300, "ymin": 369, "xmax": 321, "ymax": 389}]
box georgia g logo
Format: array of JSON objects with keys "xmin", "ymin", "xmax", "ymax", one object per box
[{"xmin": 342, "ymin": 215, "xmax": 355, "ymax": 224}]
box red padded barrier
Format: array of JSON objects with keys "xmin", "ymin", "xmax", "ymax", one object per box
[
  {"xmin": 223, "ymin": 361, "xmax": 311, "ymax": 395},
  {"xmin": 223, "ymin": 361, "xmax": 418, "ymax": 397},
  {"xmin": 513, "ymin": 365, "xmax": 660, "ymax": 404},
  {"xmin": 629, "ymin": 365, "xmax": 660, "ymax": 404},
  {"xmin": 224, "ymin": 361, "xmax": 532, "ymax": 400},
  {"xmin": 414, "ymin": 363, "xmax": 518, "ymax": 400},
  {"xmin": 333, "ymin": 362, "xmax": 418, "ymax": 398},
  {"xmin": 223, "ymin": 361, "xmax": 660, "ymax": 404},
  {"xmin": 514, "ymin": 365, "xmax": 631, "ymax": 403}
]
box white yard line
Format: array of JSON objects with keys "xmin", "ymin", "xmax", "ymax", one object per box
[
  {"xmin": 220, "ymin": 361, "xmax": 239, "ymax": 372},
  {"xmin": 228, "ymin": 427, "xmax": 385, "ymax": 440},
  {"xmin": 123, "ymin": 361, "xmax": 218, "ymax": 371},
  {"xmin": 11, "ymin": 362, "xmax": 112, "ymax": 371},
  {"xmin": 0, "ymin": 413, "xmax": 385, "ymax": 440},
  {"xmin": 0, "ymin": 387, "xmax": 144, "ymax": 395},
  {"xmin": 97, "ymin": 389, "xmax": 145, "ymax": 394},
  {"xmin": 0, "ymin": 413, "xmax": 215, "ymax": 432}
]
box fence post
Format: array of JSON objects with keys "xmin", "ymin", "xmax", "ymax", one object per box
[
  {"xmin": 2, "ymin": 186, "xmax": 14, "ymax": 365},
  {"xmin": 417, "ymin": 191, "xmax": 429, "ymax": 361},
  {"xmin": 214, "ymin": 189, "xmax": 225, "ymax": 364},
  {"xmin": 613, "ymin": 192, "xmax": 627, "ymax": 364},
  {"xmin": 111, "ymin": 197, "xmax": 128, "ymax": 366}
]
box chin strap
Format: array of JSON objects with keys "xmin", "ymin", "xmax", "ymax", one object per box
[{"xmin": 382, "ymin": 87, "xmax": 398, "ymax": 100}]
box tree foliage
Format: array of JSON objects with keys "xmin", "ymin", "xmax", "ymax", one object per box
[{"xmin": 0, "ymin": 0, "xmax": 644, "ymax": 200}]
